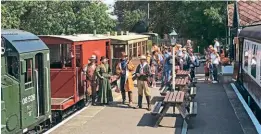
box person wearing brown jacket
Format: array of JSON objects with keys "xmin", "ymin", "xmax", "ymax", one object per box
[{"xmin": 116, "ymin": 52, "xmax": 135, "ymax": 107}]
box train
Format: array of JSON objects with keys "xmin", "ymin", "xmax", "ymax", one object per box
[
  {"xmin": 1, "ymin": 29, "xmax": 120, "ymax": 134},
  {"xmin": 235, "ymin": 25, "xmax": 261, "ymax": 123},
  {"xmin": 1, "ymin": 29, "xmax": 52, "ymax": 134}
]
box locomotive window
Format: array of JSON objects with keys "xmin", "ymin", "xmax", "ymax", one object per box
[
  {"xmin": 24, "ymin": 59, "xmax": 33, "ymax": 84},
  {"xmin": 7, "ymin": 56, "xmax": 19, "ymax": 79}
]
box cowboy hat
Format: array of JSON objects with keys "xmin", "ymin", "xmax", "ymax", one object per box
[
  {"xmin": 89, "ymin": 55, "xmax": 96, "ymax": 60},
  {"xmin": 121, "ymin": 52, "xmax": 128, "ymax": 57},
  {"xmin": 100, "ymin": 56, "xmax": 108, "ymax": 61},
  {"xmin": 139, "ymin": 55, "xmax": 146, "ymax": 60}
]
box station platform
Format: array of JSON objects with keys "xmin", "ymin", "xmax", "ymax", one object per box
[{"xmin": 47, "ymin": 72, "xmax": 258, "ymax": 134}]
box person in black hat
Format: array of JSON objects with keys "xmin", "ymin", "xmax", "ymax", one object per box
[{"xmin": 95, "ymin": 56, "xmax": 113, "ymax": 105}]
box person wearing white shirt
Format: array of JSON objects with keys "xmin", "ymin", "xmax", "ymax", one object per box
[
  {"xmin": 214, "ymin": 38, "xmax": 220, "ymax": 53},
  {"xmin": 210, "ymin": 48, "xmax": 220, "ymax": 83}
]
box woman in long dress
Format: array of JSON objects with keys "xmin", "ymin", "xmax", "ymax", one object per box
[{"xmin": 96, "ymin": 56, "xmax": 113, "ymax": 105}]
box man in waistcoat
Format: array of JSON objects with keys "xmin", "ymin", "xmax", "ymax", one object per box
[{"xmin": 135, "ymin": 55, "xmax": 151, "ymax": 111}]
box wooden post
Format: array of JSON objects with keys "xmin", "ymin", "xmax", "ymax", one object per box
[{"xmin": 172, "ymin": 46, "xmax": 175, "ymax": 91}]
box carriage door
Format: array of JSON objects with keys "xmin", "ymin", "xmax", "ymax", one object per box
[
  {"xmin": 106, "ymin": 42, "xmax": 111, "ymax": 66},
  {"xmin": 75, "ymin": 45, "xmax": 84, "ymax": 98},
  {"xmin": 35, "ymin": 53, "xmax": 45, "ymax": 116}
]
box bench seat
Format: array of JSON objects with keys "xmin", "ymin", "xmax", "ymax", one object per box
[{"xmin": 151, "ymin": 101, "xmax": 163, "ymax": 115}]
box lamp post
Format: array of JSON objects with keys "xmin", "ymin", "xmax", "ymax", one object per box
[
  {"xmin": 198, "ymin": 46, "xmax": 200, "ymax": 53},
  {"xmin": 169, "ymin": 28, "xmax": 178, "ymax": 91},
  {"xmin": 169, "ymin": 28, "xmax": 178, "ymax": 46}
]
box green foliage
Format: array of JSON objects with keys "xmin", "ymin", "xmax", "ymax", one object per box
[
  {"xmin": 1, "ymin": 1, "xmax": 116, "ymax": 35},
  {"xmin": 114, "ymin": 1, "xmax": 228, "ymax": 48},
  {"xmin": 121, "ymin": 9, "xmax": 146, "ymax": 31}
]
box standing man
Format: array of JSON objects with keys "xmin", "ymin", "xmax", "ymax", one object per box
[
  {"xmin": 214, "ymin": 38, "xmax": 220, "ymax": 54},
  {"xmin": 116, "ymin": 52, "xmax": 135, "ymax": 106},
  {"xmin": 135, "ymin": 55, "xmax": 151, "ymax": 111},
  {"xmin": 83, "ymin": 55, "xmax": 97, "ymax": 106}
]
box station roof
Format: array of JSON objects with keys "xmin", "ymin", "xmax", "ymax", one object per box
[
  {"xmin": 109, "ymin": 34, "xmax": 149, "ymax": 41},
  {"xmin": 39, "ymin": 34, "xmax": 110, "ymax": 42},
  {"xmin": 228, "ymin": 1, "xmax": 261, "ymax": 27},
  {"xmin": 1, "ymin": 29, "xmax": 49, "ymax": 53},
  {"xmin": 239, "ymin": 25, "xmax": 261, "ymax": 41}
]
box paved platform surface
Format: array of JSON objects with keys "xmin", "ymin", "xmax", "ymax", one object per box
[{"xmin": 50, "ymin": 66, "xmax": 257, "ymax": 134}]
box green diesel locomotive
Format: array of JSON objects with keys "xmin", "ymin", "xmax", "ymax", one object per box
[{"xmin": 1, "ymin": 29, "xmax": 51, "ymax": 134}]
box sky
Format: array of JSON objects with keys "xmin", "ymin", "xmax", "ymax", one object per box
[{"xmin": 102, "ymin": 0, "xmax": 117, "ymax": 19}]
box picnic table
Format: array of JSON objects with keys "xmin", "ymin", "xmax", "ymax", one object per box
[
  {"xmin": 176, "ymin": 70, "xmax": 190, "ymax": 78},
  {"xmin": 152, "ymin": 91, "xmax": 197, "ymax": 127}
]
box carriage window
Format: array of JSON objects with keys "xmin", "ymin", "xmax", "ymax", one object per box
[
  {"xmin": 25, "ymin": 59, "xmax": 33, "ymax": 83},
  {"xmin": 142, "ymin": 42, "xmax": 146, "ymax": 55},
  {"xmin": 7, "ymin": 56, "xmax": 19, "ymax": 79},
  {"xmin": 75, "ymin": 45, "xmax": 82, "ymax": 67},
  {"xmin": 113, "ymin": 45, "xmax": 125, "ymax": 58},
  {"xmin": 49, "ymin": 44, "xmax": 73, "ymax": 68},
  {"xmin": 133, "ymin": 43, "xmax": 137, "ymax": 57},
  {"xmin": 129, "ymin": 44, "xmax": 133, "ymax": 57}
]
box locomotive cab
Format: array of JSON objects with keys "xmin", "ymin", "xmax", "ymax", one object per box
[{"xmin": 1, "ymin": 29, "xmax": 51, "ymax": 134}]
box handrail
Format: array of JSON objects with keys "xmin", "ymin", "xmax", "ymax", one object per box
[
  {"xmin": 34, "ymin": 69, "xmax": 40, "ymax": 117},
  {"xmin": 45, "ymin": 67, "xmax": 50, "ymax": 112},
  {"xmin": 76, "ymin": 67, "xmax": 79, "ymax": 97}
]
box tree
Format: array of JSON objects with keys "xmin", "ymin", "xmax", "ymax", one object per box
[
  {"xmin": 1, "ymin": 1, "xmax": 116, "ymax": 35},
  {"xmin": 114, "ymin": 1, "xmax": 228, "ymax": 48},
  {"xmin": 120, "ymin": 9, "xmax": 146, "ymax": 31}
]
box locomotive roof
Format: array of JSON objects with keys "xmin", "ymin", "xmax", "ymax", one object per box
[
  {"xmin": 1, "ymin": 29, "xmax": 49, "ymax": 53},
  {"xmin": 239, "ymin": 25, "xmax": 261, "ymax": 41},
  {"xmin": 110, "ymin": 34, "xmax": 149, "ymax": 41},
  {"xmin": 39, "ymin": 34, "xmax": 110, "ymax": 42}
]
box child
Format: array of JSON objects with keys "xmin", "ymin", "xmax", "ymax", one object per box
[
  {"xmin": 150, "ymin": 63, "xmax": 156, "ymax": 87},
  {"xmin": 204, "ymin": 59, "xmax": 210, "ymax": 81}
]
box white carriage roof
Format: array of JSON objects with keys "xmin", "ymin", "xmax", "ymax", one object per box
[
  {"xmin": 109, "ymin": 34, "xmax": 149, "ymax": 41},
  {"xmin": 38, "ymin": 34, "xmax": 110, "ymax": 42}
]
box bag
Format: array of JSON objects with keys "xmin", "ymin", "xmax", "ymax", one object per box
[{"xmin": 194, "ymin": 57, "xmax": 200, "ymax": 67}]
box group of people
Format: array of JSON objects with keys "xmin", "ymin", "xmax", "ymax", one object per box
[
  {"xmin": 83, "ymin": 39, "xmax": 200, "ymax": 111},
  {"xmin": 83, "ymin": 55, "xmax": 113, "ymax": 106},
  {"xmin": 204, "ymin": 39, "xmax": 221, "ymax": 83}
]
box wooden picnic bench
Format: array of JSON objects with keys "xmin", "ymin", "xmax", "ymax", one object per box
[
  {"xmin": 176, "ymin": 70, "xmax": 190, "ymax": 78},
  {"xmin": 152, "ymin": 91, "xmax": 197, "ymax": 127}
]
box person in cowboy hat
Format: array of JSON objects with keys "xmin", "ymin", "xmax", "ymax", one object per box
[
  {"xmin": 135, "ymin": 55, "xmax": 151, "ymax": 111},
  {"xmin": 83, "ymin": 55, "xmax": 98, "ymax": 105},
  {"xmin": 96, "ymin": 56, "xmax": 113, "ymax": 105},
  {"xmin": 116, "ymin": 52, "xmax": 135, "ymax": 107}
]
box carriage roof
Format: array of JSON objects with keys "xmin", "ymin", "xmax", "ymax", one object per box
[
  {"xmin": 1, "ymin": 29, "xmax": 48, "ymax": 53},
  {"xmin": 239, "ymin": 25, "xmax": 261, "ymax": 41},
  {"xmin": 38, "ymin": 34, "xmax": 110, "ymax": 42}
]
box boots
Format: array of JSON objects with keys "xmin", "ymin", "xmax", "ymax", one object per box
[
  {"xmin": 135, "ymin": 95, "xmax": 142, "ymax": 109},
  {"xmin": 128, "ymin": 91, "xmax": 133, "ymax": 107},
  {"xmin": 146, "ymin": 96, "xmax": 151, "ymax": 111},
  {"xmin": 91, "ymin": 94, "xmax": 96, "ymax": 106},
  {"xmin": 121, "ymin": 92, "xmax": 126, "ymax": 104}
]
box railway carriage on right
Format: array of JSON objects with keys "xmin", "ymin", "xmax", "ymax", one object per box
[{"xmin": 236, "ymin": 25, "xmax": 261, "ymax": 121}]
